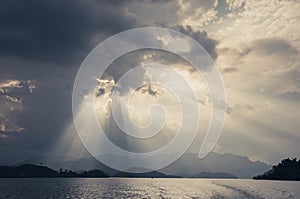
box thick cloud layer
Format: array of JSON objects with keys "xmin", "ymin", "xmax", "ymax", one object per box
[
  {"xmin": 0, "ymin": 0, "xmax": 220, "ymax": 163},
  {"xmin": 0, "ymin": 0, "xmax": 138, "ymax": 64},
  {"xmin": 1, "ymin": 0, "xmax": 299, "ymax": 165}
]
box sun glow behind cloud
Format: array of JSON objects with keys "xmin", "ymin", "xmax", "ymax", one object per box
[
  {"xmin": 92, "ymin": 63, "xmax": 211, "ymax": 154},
  {"xmin": 57, "ymin": 56, "xmax": 214, "ymax": 161}
]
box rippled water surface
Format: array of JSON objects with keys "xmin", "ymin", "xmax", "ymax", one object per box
[{"xmin": 0, "ymin": 178, "xmax": 299, "ymax": 198}]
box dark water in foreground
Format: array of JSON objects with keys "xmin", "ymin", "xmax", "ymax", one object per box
[{"xmin": 0, "ymin": 178, "xmax": 299, "ymax": 198}]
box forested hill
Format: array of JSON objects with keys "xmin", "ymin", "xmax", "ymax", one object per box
[{"xmin": 254, "ymin": 158, "xmax": 300, "ymax": 180}]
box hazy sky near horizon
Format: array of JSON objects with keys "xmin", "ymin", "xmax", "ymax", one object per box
[{"xmin": 0, "ymin": 0, "xmax": 300, "ymax": 165}]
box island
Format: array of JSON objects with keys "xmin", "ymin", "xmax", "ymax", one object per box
[{"xmin": 253, "ymin": 158, "xmax": 300, "ymax": 181}]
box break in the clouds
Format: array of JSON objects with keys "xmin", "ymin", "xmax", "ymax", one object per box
[{"xmin": 0, "ymin": 0, "xmax": 299, "ymax": 165}]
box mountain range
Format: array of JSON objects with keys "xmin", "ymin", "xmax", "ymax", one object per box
[
  {"xmin": 161, "ymin": 152, "xmax": 270, "ymax": 178},
  {"xmin": 15, "ymin": 152, "xmax": 270, "ymax": 178}
]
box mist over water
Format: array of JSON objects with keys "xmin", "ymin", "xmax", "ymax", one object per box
[{"xmin": 0, "ymin": 178, "xmax": 299, "ymax": 199}]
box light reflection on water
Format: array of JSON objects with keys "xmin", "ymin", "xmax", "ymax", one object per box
[{"xmin": 0, "ymin": 178, "xmax": 299, "ymax": 198}]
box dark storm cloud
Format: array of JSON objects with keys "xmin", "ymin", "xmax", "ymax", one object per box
[
  {"xmin": 0, "ymin": 0, "xmax": 221, "ymax": 163},
  {"xmin": 174, "ymin": 25, "xmax": 218, "ymax": 60},
  {"xmin": 0, "ymin": 0, "xmax": 140, "ymax": 163},
  {"xmin": 0, "ymin": 73, "xmax": 83, "ymax": 163},
  {"xmin": 105, "ymin": 49, "xmax": 188, "ymax": 82},
  {"xmin": 0, "ymin": 0, "xmax": 138, "ymax": 64},
  {"xmin": 104, "ymin": 25, "xmax": 219, "ymax": 82}
]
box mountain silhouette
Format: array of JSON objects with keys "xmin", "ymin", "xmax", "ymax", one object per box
[
  {"xmin": 114, "ymin": 168, "xmax": 180, "ymax": 178},
  {"xmin": 190, "ymin": 172, "xmax": 237, "ymax": 179},
  {"xmin": 16, "ymin": 152, "xmax": 270, "ymax": 178},
  {"xmin": 161, "ymin": 152, "xmax": 270, "ymax": 178}
]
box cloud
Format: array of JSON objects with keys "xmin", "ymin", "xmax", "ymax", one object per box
[
  {"xmin": 136, "ymin": 84, "xmax": 159, "ymax": 97},
  {"xmin": 214, "ymin": 0, "xmax": 300, "ymax": 49},
  {"xmin": 0, "ymin": 80, "xmax": 36, "ymax": 100},
  {"xmin": 103, "ymin": 24, "xmax": 219, "ymax": 81},
  {"xmin": 178, "ymin": 0, "xmax": 219, "ymax": 27},
  {"xmin": 226, "ymin": 103, "xmax": 254, "ymax": 116},
  {"xmin": 0, "ymin": 111, "xmax": 24, "ymax": 134},
  {"xmin": 0, "ymin": 0, "xmax": 138, "ymax": 64},
  {"xmin": 0, "ymin": 80, "xmax": 36, "ymax": 135},
  {"xmin": 222, "ymin": 67, "xmax": 238, "ymax": 73},
  {"xmin": 0, "ymin": 0, "xmax": 139, "ymax": 162},
  {"xmin": 95, "ymin": 78, "xmax": 115, "ymax": 97},
  {"xmin": 173, "ymin": 25, "xmax": 219, "ymax": 60},
  {"xmin": 248, "ymin": 38, "xmax": 298, "ymax": 57},
  {"xmin": 212, "ymin": 0, "xmax": 300, "ymax": 163},
  {"xmin": 0, "ymin": 0, "xmax": 299, "ymax": 165},
  {"xmin": 125, "ymin": 0, "xmax": 181, "ymax": 26}
]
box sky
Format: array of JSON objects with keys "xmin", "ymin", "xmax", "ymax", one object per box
[{"xmin": 0, "ymin": 0, "xmax": 300, "ymax": 165}]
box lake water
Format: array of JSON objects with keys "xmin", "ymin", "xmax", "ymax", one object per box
[{"xmin": 0, "ymin": 178, "xmax": 299, "ymax": 198}]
